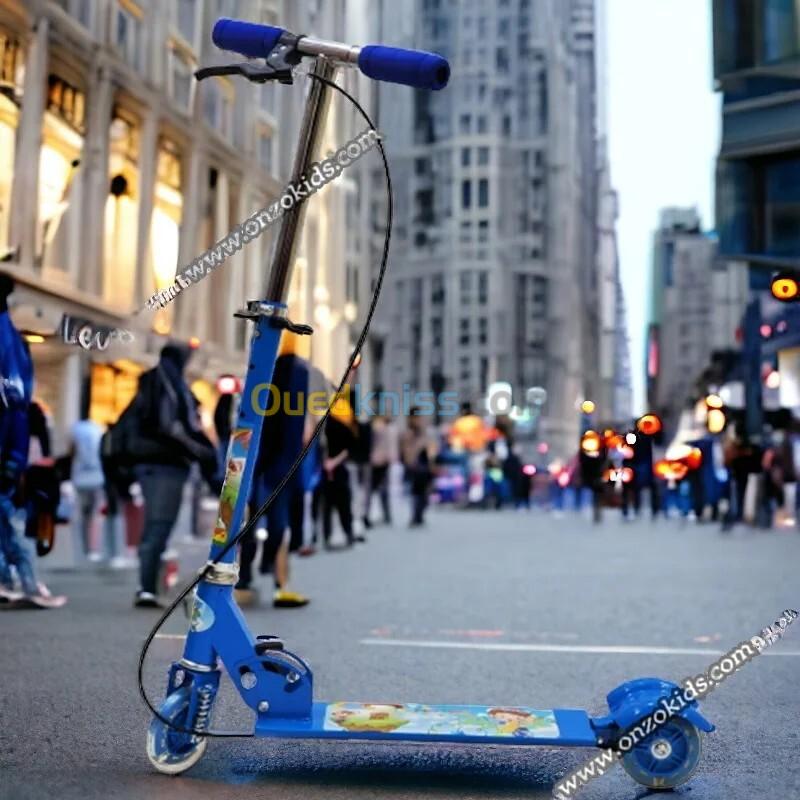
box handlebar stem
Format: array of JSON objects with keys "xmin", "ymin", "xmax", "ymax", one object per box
[{"xmin": 264, "ymin": 57, "xmax": 338, "ymax": 302}]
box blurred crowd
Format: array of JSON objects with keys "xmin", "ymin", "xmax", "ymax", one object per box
[{"xmin": 3, "ymin": 269, "xmax": 797, "ymax": 614}]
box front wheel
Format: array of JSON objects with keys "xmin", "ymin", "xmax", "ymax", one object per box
[
  {"xmin": 146, "ymin": 687, "xmax": 208, "ymax": 775},
  {"xmin": 621, "ymin": 716, "xmax": 702, "ymax": 790}
]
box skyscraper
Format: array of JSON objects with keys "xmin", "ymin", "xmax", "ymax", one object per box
[{"xmin": 373, "ymin": 0, "xmax": 615, "ymax": 456}]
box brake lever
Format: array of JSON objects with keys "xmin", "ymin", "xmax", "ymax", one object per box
[
  {"xmin": 195, "ymin": 62, "xmax": 293, "ymax": 84},
  {"xmin": 196, "ymin": 30, "xmax": 305, "ymax": 85}
]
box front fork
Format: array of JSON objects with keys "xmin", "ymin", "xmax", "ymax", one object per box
[{"xmin": 161, "ymin": 304, "xmax": 285, "ymax": 721}]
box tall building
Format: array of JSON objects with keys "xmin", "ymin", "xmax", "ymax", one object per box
[
  {"xmin": 713, "ymin": 0, "xmax": 800, "ymax": 428},
  {"xmin": 645, "ymin": 208, "xmax": 744, "ymax": 440},
  {"xmin": 372, "ymin": 0, "xmax": 611, "ymax": 457},
  {"xmin": 0, "ymin": 0, "xmax": 359, "ymax": 447}
]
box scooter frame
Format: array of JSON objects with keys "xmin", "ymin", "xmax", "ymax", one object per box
[{"xmin": 146, "ymin": 18, "xmax": 715, "ymax": 791}]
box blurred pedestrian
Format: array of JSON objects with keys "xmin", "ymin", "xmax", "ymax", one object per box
[
  {"xmin": 401, "ymin": 407, "xmax": 438, "ymax": 527},
  {"xmin": 237, "ymin": 340, "xmax": 311, "ymax": 607},
  {"xmin": 130, "ymin": 343, "xmax": 218, "ymax": 608},
  {"xmin": 365, "ymin": 413, "xmax": 398, "ymax": 525},
  {"xmin": 69, "ymin": 413, "xmax": 105, "ymax": 563},
  {"xmin": 0, "ymin": 273, "xmax": 63, "ymax": 606},
  {"xmin": 320, "ymin": 402, "xmax": 359, "ymax": 548}
]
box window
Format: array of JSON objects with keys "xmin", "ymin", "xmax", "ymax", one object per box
[
  {"xmin": 478, "ymin": 317, "xmax": 488, "ymax": 345},
  {"xmin": 459, "ymin": 318, "xmax": 471, "ymax": 346},
  {"xmin": 478, "ymin": 271, "xmax": 488, "ymax": 304},
  {"xmin": 203, "ymin": 77, "xmax": 234, "ymax": 139},
  {"xmin": 260, "ymin": 83, "xmax": 277, "ymax": 116},
  {"xmin": 461, "ymin": 180, "xmax": 472, "ymax": 209},
  {"xmin": 461, "ymin": 147, "xmax": 471, "ymax": 167},
  {"xmin": 415, "ymin": 157, "xmax": 429, "ymax": 175},
  {"xmin": 176, "ymin": 0, "xmax": 198, "ymax": 45},
  {"xmin": 104, "ymin": 111, "xmax": 140, "ymax": 307},
  {"xmin": 432, "ymin": 317, "xmax": 443, "ymax": 347},
  {"xmin": 478, "ymin": 146, "xmax": 489, "ymax": 165},
  {"xmin": 764, "ymin": 156, "xmax": 800, "ymax": 256},
  {"xmin": 477, "ymin": 115, "xmax": 488, "ymax": 133},
  {"xmin": 258, "ymin": 130, "xmax": 274, "ymax": 173},
  {"xmin": 169, "ymin": 47, "xmax": 194, "ymax": 112},
  {"xmin": 115, "ymin": 3, "xmax": 144, "ymax": 73},
  {"xmin": 478, "ymin": 219, "xmax": 489, "ymax": 242},
  {"xmin": 460, "ymin": 271, "xmax": 472, "ymax": 304},
  {"xmin": 431, "ymin": 274, "xmax": 445, "ymax": 304},
  {"xmin": 46, "ymin": 75, "xmax": 86, "ymax": 133},
  {"xmin": 0, "ymin": 32, "xmax": 22, "ymax": 254},
  {"xmin": 478, "ymin": 178, "xmax": 489, "ymax": 207},
  {"xmin": 459, "ymin": 113, "xmax": 471, "ymax": 133}
]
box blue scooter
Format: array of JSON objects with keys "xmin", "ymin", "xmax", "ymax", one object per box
[{"xmin": 143, "ymin": 18, "xmax": 714, "ymax": 791}]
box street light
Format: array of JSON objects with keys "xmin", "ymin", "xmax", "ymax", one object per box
[
  {"xmin": 636, "ymin": 413, "xmax": 662, "ymax": 436},
  {"xmin": 581, "ymin": 399, "xmax": 595, "ymax": 415}
]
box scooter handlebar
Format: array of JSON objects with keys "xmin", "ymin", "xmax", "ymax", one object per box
[
  {"xmin": 212, "ymin": 18, "xmax": 285, "ymax": 59},
  {"xmin": 358, "ymin": 45, "xmax": 449, "ymax": 90},
  {"xmin": 211, "ymin": 18, "xmax": 450, "ymax": 90}
]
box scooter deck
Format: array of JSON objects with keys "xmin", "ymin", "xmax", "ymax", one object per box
[{"xmin": 255, "ymin": 702, "xmax": 598, "ymax": 746}]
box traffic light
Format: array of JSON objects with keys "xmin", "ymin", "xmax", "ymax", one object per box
[{"xmin": 771, "ymin": 272, "xmax": 800, "ymax": 302}]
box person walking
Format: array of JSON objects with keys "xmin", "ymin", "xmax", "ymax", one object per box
[
  {"xmin": 366, "ymin": 414, "xmax": 397, "ymax": 526},
  {"xmin": 0, "ymin": 273, "xmax": 64, "ymax": 607},
  {"xmin": 320, "ymin": 408, "xmax": 359, "ymax": 548},
  {"xmin": 69, "ymin": 414, "xmax": 105, "ymax": 563},
  {"xmin": 129, "ymin": 344, "xmax": 217, "ymax": 608},
  {"xmin": 401, "ymin": 407, "xmax": 438, "ymax": 527},
  {"xmin": 237, "ymin": 340, "xmax": 312, "ymax": 607}
]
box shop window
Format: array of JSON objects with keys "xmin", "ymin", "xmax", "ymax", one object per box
[
  {"xmin": 148, "ymin": 139, "xmax": 183, "ymax": 334},
  {"xmin": 103, "ymin": 110, "xmax": 140, "ymax": 308},
  {"xmin": 89, "ymin": 362, "xmax": 142, "ymax": 426},
  {"xmin": 0, "ymin": 31, "xmax": 23, "ymax": 255},
  {"xmin": 37, "ymin": 75, "xmax": 86, "ymax": 275}
]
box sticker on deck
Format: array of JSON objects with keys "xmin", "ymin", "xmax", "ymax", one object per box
[{"xmin": 323, "ymin": 702, "xmax": 560, "ymax": 738}]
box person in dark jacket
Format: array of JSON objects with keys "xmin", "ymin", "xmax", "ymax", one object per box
[
  {"xmin": 0, "ymin": 273, "xmax": 41, "ymax": 602},
  {"xmin": 132, "ymin": 343, "xmax": 217, "ymax": 608},
  {"xmin": 236, "ymin": 344, "xmax": 311, "ymax": 607}
]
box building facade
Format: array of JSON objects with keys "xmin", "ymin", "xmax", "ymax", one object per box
[
  {"xmin": 0, "ymin": 0, "xmax": 363, "ymax": 448},
  {"xmin": 371, "ymin": 0, "xmax": 613, "ymax": 457},
  {"xmin": 713, "ymin": 0, "xmax": 800, "ymax": 427},
  {"xmin": 645, "ymin": 207, "xmax": 746, "ymax": 441}
]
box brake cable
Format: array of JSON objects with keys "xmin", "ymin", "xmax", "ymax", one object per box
[{"xmin": 137, "ymin": 71, "xmax": 393, "ymax": 738}]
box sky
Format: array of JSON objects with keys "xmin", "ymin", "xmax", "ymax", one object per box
[{"xmin": 605, "ymin": 0, "xmax": 721, "ymax": 413}]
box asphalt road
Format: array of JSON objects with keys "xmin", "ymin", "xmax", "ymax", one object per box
[{"xmin": 2, "ymin": 507, "xmax": 799, "ymax": 800}]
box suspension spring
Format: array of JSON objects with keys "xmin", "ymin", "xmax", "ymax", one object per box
[{"xmin": 194, "ymin": 686, "xmax": 214, "ymax": 737}]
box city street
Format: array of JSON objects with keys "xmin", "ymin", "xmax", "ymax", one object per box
[{"xmin": 2, "ymin": 508, "xmax": 799, "ymax": 800}]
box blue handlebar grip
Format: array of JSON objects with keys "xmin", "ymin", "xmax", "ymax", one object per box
[
  {"xmin": 212, "ymin": 18, "xmax": 285, "ymax": 58},
  {"xmin": 358, "ymin": 45, "xmax": 450, "ymax": 90}
]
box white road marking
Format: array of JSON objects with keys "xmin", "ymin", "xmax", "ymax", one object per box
[{"xmin": 360, "ymin": 638, "xmax": 800, "ymax": 657}]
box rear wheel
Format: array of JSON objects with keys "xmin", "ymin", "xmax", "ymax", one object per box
[
  {"xmin": 621, "ymin": 716, "xmax": 702, "ymax": 790},
  {"xmin": 146, "ymin": 687, "xmax": 208, "ymax": 775}
]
